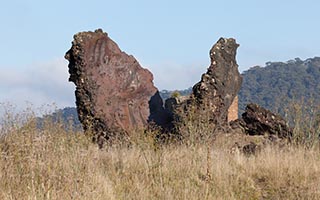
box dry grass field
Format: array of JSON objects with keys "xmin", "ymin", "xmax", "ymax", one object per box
[{"xmin": 1, "ymin": 106, "xmax": 320, "ymax": 200}]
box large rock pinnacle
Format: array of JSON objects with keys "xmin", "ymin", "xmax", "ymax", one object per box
[
  {"xmin": 192, "ymin": 37, "xmax": 242, "ymax": 122},
  {"xmin": 65, "ymin": 29, "xmax": 165, "ymax": 144},
  {"xmin": 168, "ymin": 37, "xmax": 243, "ymax": 131}
]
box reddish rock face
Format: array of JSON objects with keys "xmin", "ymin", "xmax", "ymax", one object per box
[{"xmin": 65, "ymin": 29, "xmax": 163, "ymax": 144}]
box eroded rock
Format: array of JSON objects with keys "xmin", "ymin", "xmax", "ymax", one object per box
[
  {"xmin": 232, "ymin": 103, "xmax": 293, "ymax": 139},
  {"xmin": 193, "ymin": 38, "xmax": 242, "ymax": 122},
  {"xmin": 65, "ymin": 29, "xmax": 166, "ymax": 144},
  {"xmin": 169, "ymin": 38, "xmax": 243, "ymax": 133},
  {"xmin": 65, "ymin": 30, "xmax": 292, "ymax": 149}
]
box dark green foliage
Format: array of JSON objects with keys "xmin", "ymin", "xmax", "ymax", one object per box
[{"xmin": 239, "ymin": 57, "xmax": 320, "ymax": 116}]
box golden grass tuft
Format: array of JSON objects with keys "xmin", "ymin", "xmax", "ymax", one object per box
[{"xmin": 1, "ymin": 107, "xmax": 320, "ymax": 199}]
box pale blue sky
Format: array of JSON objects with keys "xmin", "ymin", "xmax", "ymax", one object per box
[{"xmin": 1, "ymin": 0, "xmax": 320, "ymax": 109}]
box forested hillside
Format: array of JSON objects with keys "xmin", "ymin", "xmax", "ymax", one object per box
[{"xmin": 239, "ymin": 57, "xmax": 320, "ymax": 115}]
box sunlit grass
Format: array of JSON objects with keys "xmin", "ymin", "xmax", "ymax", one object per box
[{"xmin": 1, "ymin": 105, "xmax": 320, "ymax": 199}]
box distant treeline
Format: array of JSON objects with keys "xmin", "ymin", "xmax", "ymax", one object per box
[{"xmin": 239, "ymin": 57, "xmax": 320, "ymax": 115}]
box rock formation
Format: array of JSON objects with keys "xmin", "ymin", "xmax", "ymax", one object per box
[
  {"xmin": 192, "ymin": 38, "xmax": 242, "ymax": 123},
  {"xmin": 65, "ymin": 30, "xmax": 293, "ymax": 149},
  {"xmin": 167, "ymin": 37, "xmax": 243, "ymax": 133},
  {"xmin": 65, "ymin": 29, "xmax": 166, "ymax": 145},
  {"xmin": 165, "ymin": 38, "xmax": 292, "ymax": 147},
  {"xmin": 232, "ymin": 103, "xmax": 293, "ymax": 139},
  {"xmin": 223, "ymin": 103, "xmax": 293, "ymax": 155}
]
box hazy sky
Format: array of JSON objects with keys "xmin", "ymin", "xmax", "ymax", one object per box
[{"xmin": 1, "ymin": 0, "xmax": 320, "ymax": 110}]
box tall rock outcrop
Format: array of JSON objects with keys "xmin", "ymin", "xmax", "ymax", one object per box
[
  {"xmin": 65, "ymin": 31, "xmax": 292, "ymax": 147},
  {"xmin": 168, "ymin": 38, "xmax": 243, "ymax": 132},
  {"xmin": 65, "ymin": 29, "xmax": 166, "ymax": 144},
  {"xmin": 192, "ymin": 37, "xmax": 242, "ymax": 123}
]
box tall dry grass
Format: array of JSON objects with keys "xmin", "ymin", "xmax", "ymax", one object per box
[{"xmin": 1, "ymin": 105, "xmax": 320, "ymax": 199}]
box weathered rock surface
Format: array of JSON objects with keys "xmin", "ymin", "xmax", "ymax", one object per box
[
  {"xmin": 168, "ymin": 37, "xmax": 243, "ymax": 132},
  {"xmin": 65, "ymin": 30, "xmax": 292, "ymax": 150},
  {"xmin": 163, "ymin": 38, "xmax": 291, "ymax": 147},
  {"xmin": 65, "ymin": 29, "xmax": 166, "ymax": 144},
  {"xmin": 231, "ymin": 103, "xmax": 293, "ymax": 139},
  {"xmin": 192, "ymin": 37, "xmax": 242, "ymax": 122}
]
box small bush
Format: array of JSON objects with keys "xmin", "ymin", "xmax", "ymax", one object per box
[{"xmin": 170, "ymin": 91, "xmax": 181, "ymax": 98}]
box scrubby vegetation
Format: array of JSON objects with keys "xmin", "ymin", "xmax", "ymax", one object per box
[{"xmin": 1, "ymin": 105, "xmax": 320, "ymax": 199}]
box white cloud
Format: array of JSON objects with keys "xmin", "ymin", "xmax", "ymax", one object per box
[{"xmin": 0, "ymin": 59, "xmax": 76, "ymax": 110}]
